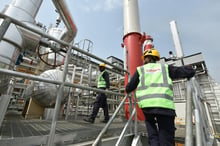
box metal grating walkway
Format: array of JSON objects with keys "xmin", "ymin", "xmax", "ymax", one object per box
[
  {"xmin": 0, "ymin": 110, "xmax": 187, "ymax": 146},
  {"xmin": 0, "ymin": 110, "xmax": 130, "ymax": 146}
]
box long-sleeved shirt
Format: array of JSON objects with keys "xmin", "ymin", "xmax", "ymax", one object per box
[{"xmin": 125, "ymin": 64, "xmax": 196, "ymax": 116}]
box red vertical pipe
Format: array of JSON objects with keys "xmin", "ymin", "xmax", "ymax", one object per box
[
  {"xmin": 124, "ymin": 32, "xmax": 145, "ymax": 121},
  {"xmin": 123, "ymin": 0, "xmax": 145, "ymax": 121}
]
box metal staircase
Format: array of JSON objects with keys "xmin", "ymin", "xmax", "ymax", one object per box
[{"xmin": 197, "ymin": 74, "xmax": 220, "ymax": 134}]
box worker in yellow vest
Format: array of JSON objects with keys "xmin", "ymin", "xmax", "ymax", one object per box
[
  {"xmin": 126, "ymin": 48, "xmax": 195, "ymax": 146},
  {"xmin": 84, "ymin": 63, "xmax": 110, "ymax": 123}
]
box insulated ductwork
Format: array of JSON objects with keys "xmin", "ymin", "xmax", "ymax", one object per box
[
  {"xmin": 52, "ymin": 0, "xmax": 77, "ymax": 43},
  {"xmin": 0, "ymin": 0, "xmax": 43, "ymax": 94},
  {"xmin": 1, "ymin": 0, "xmax": 44, "ymax": 53},
  {"xmin": 0, "ymin": 0, "xmax": 77, "ymax": 95},
  {"xmin": 25, "ymin": 69, "xmax": 71, "ymax": 107}
]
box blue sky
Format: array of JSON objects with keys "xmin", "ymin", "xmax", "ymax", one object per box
[{"xmin": 0, "ymin": 0, "xmax": 220, "ymax": 83}]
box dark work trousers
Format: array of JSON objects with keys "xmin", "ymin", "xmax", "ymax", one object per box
[
  {"xmin": 90, "ymin": 92, "xmax": 109, "ymax": 120},
  {"xmin": 144, "ymin": 113, "xmax": 175, "ymax": 146}
]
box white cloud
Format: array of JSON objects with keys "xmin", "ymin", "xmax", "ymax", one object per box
[
  {"xmin": 79, "ymin": 0, "xmax": 122, "ymax": 12},
  {"xmin": 105, "ymin": 0, "xmax": 122, "ymax": 11}
]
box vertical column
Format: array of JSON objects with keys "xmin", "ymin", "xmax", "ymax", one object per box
[{"xmin": 123, "ymin": 0, "xmax": 145, "ymax": 120}]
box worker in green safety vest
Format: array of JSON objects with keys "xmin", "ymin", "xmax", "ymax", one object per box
[
  {"xmin": 126, "ymin": 48, "xmax": 195, "ymax": 146},
  {"xmin": 84, "ymin": 63, "xmax": 110, "ymax": 124}
]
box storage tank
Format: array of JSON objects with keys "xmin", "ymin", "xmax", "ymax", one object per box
[{"xmin": 25, "ymin": 69, "xmax": 71, "ymax": 107}]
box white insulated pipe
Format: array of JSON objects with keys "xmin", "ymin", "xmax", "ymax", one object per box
[
  {"xmin": 2, "ymin": 0, "xmax": 43, "ymax": 22},
  {"xmin": 123, "ymin": 0, "xmax": 141, "ymax": 35},
  {"xmin": 170, "ymin": 20, "xmax": 184, "ymax": 58},
  {"xmin": 0, "ymin": 0, "xmax": 43, "ymax": 95},
  {"xmin": 52, "ymin": 0, "xmax": 77, "ymax": 43},
  {"xmin": 0, "ymin": 0, "xmax": 43, "ymax": 69}
]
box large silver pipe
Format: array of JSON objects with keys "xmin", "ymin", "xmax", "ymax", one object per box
[
  {"xmin": 2, "ymin": 0, "xmax": 43, "ymax": 52},
  {"xmin": 28, "ymin": 69, "xmax": 71, "ymax": 107},
  {"xmin": 1, "ymin": 0, "xmax": 42, "ymax": 22},
  {"xmin": 0, "ymin": 0, "xmax": 43, "ymax": 59},
  {"xmin": 52, "ymin": 0, "xmax": 77, "ymax": 43},
  {"xmin": 0, "ymin": 0, "xmax": 43, "ymax": 94}
]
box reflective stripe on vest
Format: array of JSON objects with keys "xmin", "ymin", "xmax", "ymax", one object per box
[
  {"xmin": 97, "ymin": 71, "xmax": 106, "ymax": 88},
  {"xmin": 136, "ymin": 63, "xmax": 175, "ymax": 110}
]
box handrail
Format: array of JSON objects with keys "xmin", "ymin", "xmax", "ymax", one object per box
[
  {"xmin": 0, "ymin": 68, "xmax": 124, "ymax": 97},
  {"xmin": 92, "ymin": 94, "xmax": 129, "ymax": 146},
  {"xmin": 133, "ymin": 92, "xmax": 138, "ymax": 136},
  {"xmin": 0, "ymin": 11, "xmax": 129, "ymax": 146},
  {"xmin": 185, "ymin": 77, "xmax": 215, "ymax": 146},
  {"xmin": 191, "ymin": 77, "xmax": 214, "ymax": 146},
  {"xmin": 115, "ymin": 106, "xmax": 136, "ymax": 146},
  {"xmin": 185, "ymin": 78, "xmax": 193, "ymax": 146},
  {"xmin": 0, "ymin": 13, "xmax": 128, "ymax": 75},
  {"xmin": 92, "ymin": 91, "xmax": 139, "ymax": 146}
]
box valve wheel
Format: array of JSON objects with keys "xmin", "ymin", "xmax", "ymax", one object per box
[{"xmin": 38, "ymin": 46, "xmax": 67, "ymax": 68}]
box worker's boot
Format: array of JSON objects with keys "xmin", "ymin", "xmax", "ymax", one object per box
[
  {"xmin": 83, "ymin": 117, "xmax": 94, "ymax": 123},
  {"xmin": 101, "ymin": 118, "xmax": 109, "ymax": 123}
]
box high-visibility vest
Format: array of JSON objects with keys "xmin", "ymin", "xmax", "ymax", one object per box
[
  {"xmin": 136, "ymin": 63, "xmax": 175, "ymax": 110},
  {"xmin": 97, "ymin": 71, "xmax": 106, "ymax": 88}
]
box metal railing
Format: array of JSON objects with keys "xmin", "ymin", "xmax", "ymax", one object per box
[
  {"xmin": 92, "ymin": 76, "xmax": 220, "ymax": 146},
  {"xmin": 0, "ymin": 13, "xmax": 128, "ymax": 146},
  {"xmin": 92, "ymin": 94, "xmax": 128, "ymax": 146},
  {"xmin": 115, "ymin": 93, "xmax": 137, "ymax": 146},
  {"xmin": 0, "ymin": 13, "xmax": 128, "ymax": 75},
  {"xmin": 92, "ymin": 92, "xmax": 138, "ymax": 146},
  {"xmin": 185, "ymin": 77, "xmax": 216, "ymax": 146},
  {"xmin": 0, "ymin": 61, "xmax": 126, "ymax": 146}
]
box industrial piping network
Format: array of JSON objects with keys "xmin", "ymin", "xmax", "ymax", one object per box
[
  {"xmin": 0, "ymin": 0, "xmax": 219, "ymax": 145},
  {"xmin": 0, "ymin": 0, "xmax": 77, "ymax": 94},
  {"xmin": 0, "ymin": 2, "xmax": 80, "ymax": 142},
  {"xmin": 0, "ymin": 1, "xmax": 128, "ymax": 145},
  {"xmin": 0, "ymin": 11, "xmax": 126, "ymax": 146}
]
